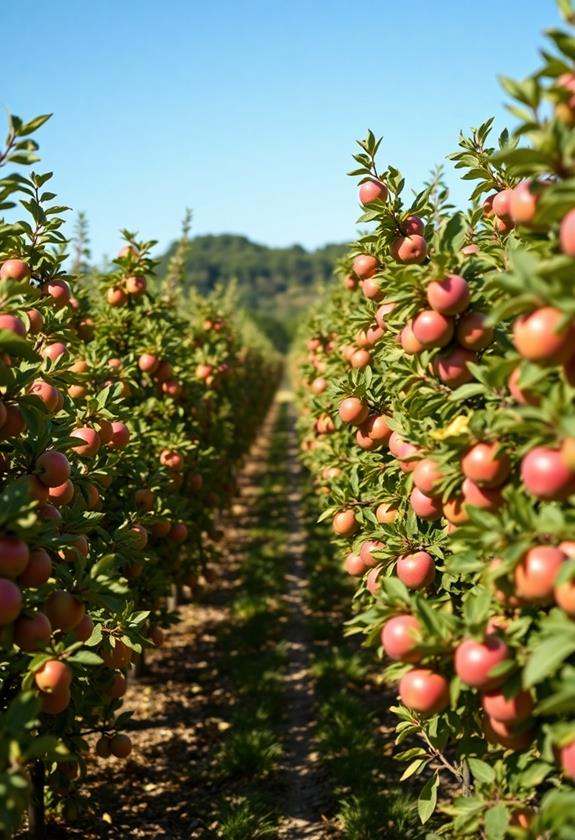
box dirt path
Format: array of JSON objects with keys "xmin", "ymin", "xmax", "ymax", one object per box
[{"xmin": 277, "ymin": 394, "xmax": 327, "ymax": 839}]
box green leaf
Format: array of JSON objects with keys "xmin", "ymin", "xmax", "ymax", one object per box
[
  {"xmin": 467, "ymin": 757, "xmax": 495, "ymax": 785},
  {"xmin": 417, "ymin": 773, "xmax": 439, "ymax": 824},
  {"xmin": 484, "ymin": 803, "xmax": 509, "ymax": 840},
  {"xmin": 523, "ymin": 633, "xmax": 575, "ymax": 688},
  {"xmin": 68, "ymin": 650, "xmax": 104, "ymax": 666}
]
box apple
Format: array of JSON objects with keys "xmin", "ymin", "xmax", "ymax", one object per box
[
  {"xmin": 0, "ymin": 314, "xmax": 26, "ymax": 336},
  {"xmin": 454, "ymin": 635, "xmax": 510, "ymax": 689},
  {"xmin": 41, "ymin": 278, "xmax": 71, "ymax": 309},
  {"xmin": 359, "ymin": 539, "xmax": 384, "ymax": 568},
  {"xmin": 461, "ymin": 442, "xmax": 510, "ymax": 488},
  {"xmin": 521, "ymin": 446, "xmax": 575, "ymax": 500},
  {"xmin": 70, "ymin": 427, "xmax": 101, "ymax": 457},
  {"xmin": 339, "ymin": 397, "xmax": 369, "ymax": 426},
  {"xmin": 381, "ymin": 615, "xmax": 422, "ymax": 662},
  {"xmin": 126, "ymin": 275, "xmax": 146, "ymax": 295},
  {"xmin": 332, "ymin": 510, "xmax": 358, "ymax": 536},
  {"xmin": 482, "ymin": 688, "xmax": 533, "ymax": 724},
  {"xmin": 0, "ymin": 259, "xmax": 31, "ymax": 281},
  {"xmin": 412, "ymin": 310, "xmax": 454, "ymax": 348},
  {"xmin": 390, "ymin": 234, "xmax": 427, "ymax": 264},
  {"xmin": 344, "ymin": 553, "xmax": 365, "ymax": 576},
  {"xmin": 106, "ymin": 287, "xmax": 126, "ymax": 306},
  {"xmin": 109, "ymin": 421, "xmax": 130, "ymax": 449},
  {"xmin": 396, "ymin": 551, "xmax": 435, "ymax": 589},
  {"xmin": 110, "ymin": 733, "xmax": 132, "ymax": 758},
  {"xmin": 410, "ymin": 488, "xmax": 442, "ymax": 520},
  {"xmin": 359, "ymin": 179, "xmax": 387, "ymax": 204},
  {"xmin": 433, "ymin": 347, "xmax": 476, "ymax": 388},
  {"xmin": 34, "ymin": 659, "xmax": 71, "ymax": 692},
  {"xmin": 514, "ymin": 545, "xmax": 565, "ymax": 602},
  {"xmin": 426, "ymin": 275, "xmax": 470, "ymax": 315},
  {"xmin": 14, "ymin": 611, "xmax": 52, "ymax": 651},
  {"xmin": 560, "ymin": 209, "xmax": 575, "ymax": 257},
  {"xmin": 352, "ymin": 254, "xmax": 379, "ymax": 280},
  {"xmin": 18, "ymin": 548, "xmax": 52, "ymax": 587},
  {"xmin": 0, "ymin": 537, "xmax": 30, "ymax": 578},
  {"xmin": 513, "ymin": 307, "xmax": 574, "ymax": 365},
  {"xmin": 492, "ymin": 189, "xmax": 513, "ymax": 220},
  {"xmin": 399, "ymin": 669, "xmax": 449, "ymax": 715},
  {"xmin": 412, "ymin": 458, "xmax": 443, "ymax": 496},
  {"xmin": 456, "ymin": 311, "xmax": 493, "ymax": 350},
  {"xmin": 138, "ymin": 353, "xmax": 159, "ymax": 373},
  {"xmin": 36, "ymin": 450, "xmax": 71, "ymax": 488},
  {"xmin": 44, "ymin": 590, "xmax": 85, "ymax": 631},
  {"xmin": 0, "ymin": 579, "xmax": 23, "ymax": 624}
]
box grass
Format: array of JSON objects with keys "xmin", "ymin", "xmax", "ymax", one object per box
[
  {"xmin": 209, "ymin": 405, "xmax": 293, "ymax": 837},
  {"xmin": 301, "ymin": 482, "xmax": 422, "ymax": 839}
]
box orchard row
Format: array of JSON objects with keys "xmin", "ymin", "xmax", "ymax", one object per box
[
  {"xmin": 296, "ymin": 8, "xmax": 575, "ymax": 839},
  {"xmin": 0, "ymin": 114, "xmax": 280, "ymax": 834}
]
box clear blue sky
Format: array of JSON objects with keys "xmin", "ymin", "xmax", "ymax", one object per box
[{"xmin": 2, "ymin": 0, "xmax": 562, "ymax": 262}]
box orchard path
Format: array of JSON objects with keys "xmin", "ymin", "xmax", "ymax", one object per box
[{"xmin": 34, "ymin": 389, "xmax": 333, "ymax": 839}]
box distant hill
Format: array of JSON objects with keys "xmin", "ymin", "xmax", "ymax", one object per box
[{"xmin": 157, "ymin": 234, "xmax": 348, "ymax": 349}]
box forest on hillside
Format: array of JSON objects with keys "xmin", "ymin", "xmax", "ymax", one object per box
[{"xmin": 157, "ymin": 234, "xmax": 348, "ymax": 348}]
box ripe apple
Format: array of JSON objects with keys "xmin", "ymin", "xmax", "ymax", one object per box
[
  {"xmin": 426, "ymin": 275, "xmax": 470, "ymax": 315},
  {"xmin": 29, "ymin": 381, "xmax": 60, "ymax": 413},
  {"xmin": 361, "ymin": 277, "xmax": 384, "ymax": 300},
  {"xmin": 34, "ymin": 659, "xmax": 71, "ymax": 692},
  {"xmin": 126, "ymin": 275, "xmax": 146, "ymax": 295},
  {"xmin": 559, "ymin": 739, "xmax": 575, "ymax": 780},
  {"xmin": 0, "ymin": 259, "xmax": 31, "ymax": 281},
  {"xmin": 41, "ymin": 278, "xmax": 71, "ymax": 309},
  {"xmin": 0, "ymin": 537, "xmax": 30, "ymax": 578},
  {"xmin": 344, "ymin": 553, "xmax": 365, "ymax": 576},
  {"xmin": 110, "ymin": 733, "xmax": 132, "ymax": 758},
  {"xmin": 399, "ymin": 669, "xmax": 449, "ymax": 715},
  {"xmin": 507, "ymin": 367, "xmax": 540, "ymax": 406},
  {"xmin": 402, "ymin": 215, "xmax": 425, "ymax": 236},
  {"xmin": 521, "ymin": 446, "xmax": 575, "ymax": 500},
  {"xmin": 0, "ymin": 314, "xmax": 26, "ymax": 336},
  {"xmin": 339, "ymin": 397, "xmax": 369, "ymax": 426},
  {"xmin": 513, "ymin": 307, "xmax": 574, "ymax": 365},
  {"xmin": 410, "ymin": 488, "xmax": 442, "ymax": 520},
  {"xmin": 482, "ymin": 688, "xmax": 533, "ymax": 724},
  {"xmin": 412, "ymin": 458, "xmax": 443, "ymax": 496},
  {"xmin": 350, "ymin": 348, "xmax": 371, "ymax": 368},
  {"xmin": 359, "ymin": 179, "xmax": 387, "ymax": 205},
  {"xmin": 352, "ymin": 254, "xmax": 379, "ymax": 280},
  {"xmin": 25, "ymin": 307, "xmax": 43, "ymax": 332},
  {"xmin": 109, "ymin": 421, "xmax": 130, "ymax": 449},
  {"xmin": 106, "ymin": 287, "xmax": 126, "ymax": 306},
  {"xmin": 40, "ymin": 685, "xmax": 71, "ymax": 715},
  {"xmin": 14, "ymin": 611, "xmax": 52, "ymax": 651},
  {"xmin": 70, "ymin": 427, "xmax": 101, "ymax": 457},
  {"xmin": 492, "ymin": 189, "xmax": 513, "ymax": 220},
  {"xmin": 456, "ymin": 311, "xmax": 493, "ymax": 350},
  {"xmin": 362, "ymin": 414, "xmax": 392, "ymax": 444},
  {"xmin": 560, "ymin": 209, "xmax": 575, "ymax": 257},
  {"xmin": 461, "ymin": 479, "xmax": 503, "ymax": 511},
  {"xmin": 433, "ymin": 347, "xmax": 476, "ymax": 388},
  {"xmin": 18, "ymin": 548, "xmax": 52, "ymax": 587},
  {"xmin": 390, "ymin": 234, "xmax": 427, "ymax": 264},
  {"xmin": 36, "ymin": 450, "xmax": 71, "ymax": 488},
  {"xmin": 44, "ymin": 590, "xmax": 85, "ymax": 631},
  {"xmin": 514, "ymin": 545, "xmax": 565, "ymax": 602},
  {"xmin": 332, "ymin": 509, "xmax": 358, "ymax": 536},
  {"xmin": 396, "ymin": 551, "xmax": 435, "ymax": 589},
  {"xmin": 375, "ymin": 502, "xmax": 398, "ymax": 524},
  {"xmin": 359, "ymin": 539, "xmax": 384, "ymax": 568},
  {"xmin": 0, "ymin": 579, "xmax": 22, "ymax": 624},
  {"xmin": 381, "ymin": 615, "xmax": 422, "ymax": 662},
  {"xmin": 454, "ymin": 635, "xmax": 510, "ymax": 689},
  {"xmin": 509, "ymin": 180, "xmax": 540, "ymax": 225},
  {"xmin": 412, "ymin": 310, "xmax": 454, "ymax": 348},
  {"xmin": 400, "ymin": 321, "xmax": 425, "ymax": 355},
  {"xmin": 461, "ymin": 442, "xmax": 510, "ymax": 488},
  {"xmin": 73, "ymin": 613, "xmax": 94, "ymax": 642},
  {"xmin": 169, "ymin": 522, "xmax": 188, "ymax": 543},
  {"xmin": 138, "ymin": 353, "xmax": 159, "ymax": 373}
]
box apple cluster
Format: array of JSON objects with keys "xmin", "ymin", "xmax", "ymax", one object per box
[{"xmin": 296, "ymin": 10, "xmax": 575, "ymax": 838}]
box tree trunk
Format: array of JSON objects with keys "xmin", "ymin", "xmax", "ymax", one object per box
[{"xmin": 28, "ymin": 760, "xmax": 45, "ymax": 840}]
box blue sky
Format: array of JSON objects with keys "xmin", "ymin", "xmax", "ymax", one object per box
[{"xmin": 2, "ymin": 0, "xmax": 563, "ymax": 262}]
